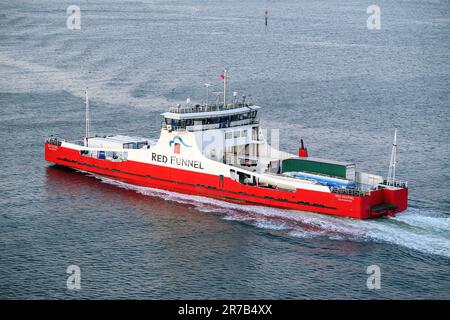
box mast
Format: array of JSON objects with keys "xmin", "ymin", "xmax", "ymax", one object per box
[
  {"xmin": 85, "ymin": 89, "xmax": 90, "ymax": 146},
  {"xmin": 204, "ymin": 83, "xmax": 211, "ymax": 108},
  {"xmin": 387, "ymin": 128, "xmax": 397, "ymax": 185},
  {"xmin": 223, "ymin": 68, "xmax": 228, "ymax": 107}
]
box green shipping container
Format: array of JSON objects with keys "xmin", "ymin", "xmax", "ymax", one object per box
[{"xmin": 281, "ymin": 158, "xmax": 348, "ymax": 178}]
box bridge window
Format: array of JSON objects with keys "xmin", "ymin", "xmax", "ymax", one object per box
[{"xmin": 165, "ymin": 110, "xmax": 258, "ymax": 131}]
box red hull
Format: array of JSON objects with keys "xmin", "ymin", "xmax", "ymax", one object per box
[{"xmin": 45, "ymin": 144, "xmax": 408, "ymax": 219}]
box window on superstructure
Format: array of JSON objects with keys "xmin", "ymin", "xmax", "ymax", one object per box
[
  {"xmin": 169, "ymin": 119, "xmax": 187, "ymax": 129},
  {"xmin": 230, "ymin": 169, "xmax": 237, "ymax": 181},
  {"xmin": 123, "ymin": 143, "xmax": 133, "ymax": 149},
  {"xmin": 236, "ymin": 171, "xmax": 254, "ymax": 185},
  {"xmin": 252, "ymin": 127, "xmax": 259, "ymax": 141}
]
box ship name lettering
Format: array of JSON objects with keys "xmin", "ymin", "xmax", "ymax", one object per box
[
  {"xmin": 151, "ymin": 152, "xmax": 168, "ymax": 163},
  {"xmin": 151, "ymin": 153, "xmax": 204, "ymax": 169},
  {"xmin": 170, "ymin": 156, "xmax": 204, "ymax": 169}
]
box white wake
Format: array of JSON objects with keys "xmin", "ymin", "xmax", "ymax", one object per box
[{"xmin": 91, "ymin": 173, "xmax": 450, "ymax": 258}]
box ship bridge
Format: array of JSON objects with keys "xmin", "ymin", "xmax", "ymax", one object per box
[
  {"xmin": 161, "ymin": 103, "xmax": 260, "ymax": 132},
  {"xmin": 160, "ymin": 100, "xmax": 271, "ymax": 172}
]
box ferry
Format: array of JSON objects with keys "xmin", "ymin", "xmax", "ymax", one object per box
[{"xmin": 45, "ymin": 70, "xmax": 408, "ymax": 219}]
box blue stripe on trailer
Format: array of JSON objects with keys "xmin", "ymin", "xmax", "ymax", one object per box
[{"xmin": 291, "ymin": 172, "xmax": 356, "ymax": 188}]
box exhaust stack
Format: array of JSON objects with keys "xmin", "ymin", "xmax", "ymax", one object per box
[{"xmin": 298, "ymin": 139, "xmax": 309, "ymax": 158}]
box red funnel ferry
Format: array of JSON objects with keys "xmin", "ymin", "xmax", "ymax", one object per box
[{"xmin": 45, "ymin": 71, "xmax": 408, "ymax": 219}]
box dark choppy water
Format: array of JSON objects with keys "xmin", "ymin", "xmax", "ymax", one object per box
[{"xmin": 0, "ymin": 0, "xmax": 449, "ymax": 299}]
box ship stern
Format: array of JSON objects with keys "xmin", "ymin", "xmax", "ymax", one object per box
[{"xmin": 363, "ymin": 186, "xmax": 408, "ymax": 218}]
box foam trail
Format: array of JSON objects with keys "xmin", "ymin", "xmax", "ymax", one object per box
[{"xmin": 90, "ymin": 173, "xmax": 450, "ymax": 258}]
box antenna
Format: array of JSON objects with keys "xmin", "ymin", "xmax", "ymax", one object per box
[
  {"xmin": 223, "ymin": 68, "xmax": 228, "ymax": 107},
  {"xmin": 387, "ymin": 128, "xmax": 397, "ymax": 186},
  {"xmin": 213, "ymin": 91, "xmax": 221, "ymax": 106},
  {"xmin": 85, "ymin": 89, "xmax": 90, "ymax": 146},
  {"xmin": 204, "ymin": 83, "xmax": 211, "ymax": 108}
]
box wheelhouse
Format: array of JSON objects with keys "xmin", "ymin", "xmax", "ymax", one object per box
[{"xmin": 161, "ymin": 103, "xmax": 260, "ymax": 132}]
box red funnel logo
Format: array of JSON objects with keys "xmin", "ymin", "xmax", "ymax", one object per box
[{"xmin": 174, "ymin": 143, "xmax": 180, "ymax": 154}]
